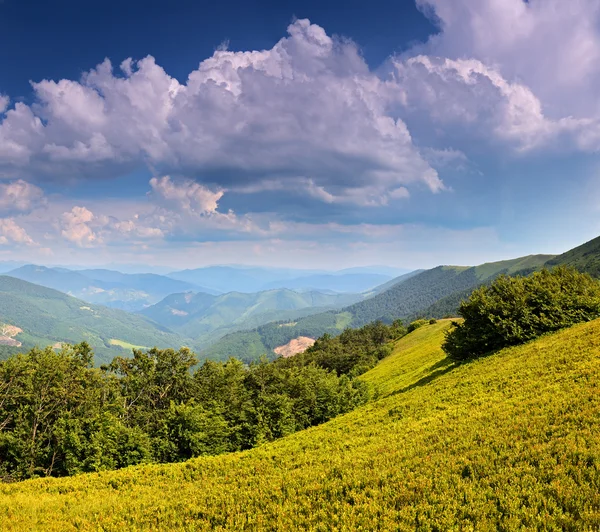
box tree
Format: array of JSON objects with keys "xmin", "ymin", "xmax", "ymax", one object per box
[{"xmin": 443, "ymin": 267, "xmax": 600, "ymax": 360}]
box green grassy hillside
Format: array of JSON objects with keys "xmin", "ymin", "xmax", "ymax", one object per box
[
  {"xmin": 0, "ymin": 276, "xmax": 189, "ymax": 365},
  {"xmin": 545, "ymin": 235, "xmax": 600, "ymax": 277},
  {"xmin": 2, "ymin": 318, "xmax": 599, "ymax": 529}
]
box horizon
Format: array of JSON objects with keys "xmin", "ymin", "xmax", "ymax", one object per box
[{"xmin": 1, "ymin": 0, "xmax": 600, "ymax": 269}]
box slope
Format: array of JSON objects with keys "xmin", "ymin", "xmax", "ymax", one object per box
[
  {"xmin": 0, "ymin": 276, "xmax": 189, "ymax": 365},
  {"xmin": 2, "ymin": 319, "xmax": 599, "ymax": 529},
  {"xmin": 544, "ymin": 234, "xmax": 600, "ymax": 277}
]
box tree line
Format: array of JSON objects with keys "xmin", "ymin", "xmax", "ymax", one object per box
[{"xmin": 0, "ymin": 320, "xmax": 406, "ymax": 481}]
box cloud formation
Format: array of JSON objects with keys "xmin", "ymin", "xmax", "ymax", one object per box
[
  {"xmin": 400, "ymin": 0, "xmax": 600, "ymax": 151},
  {"xmin": 0, "ymin": 180, "xmax": 45, "ymax": 215},
  {"xmin": 0, "ymin": 218, "xmax": 35, "ymax": 246},
  {"xmin": 0, "ymin": 19, "xmax": 442, "ymax": 205}
]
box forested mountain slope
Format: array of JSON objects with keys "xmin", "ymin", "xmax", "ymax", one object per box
[
  {"xmin": 4, "ymin": 319, "xmax": 599, "ymax": 529},
  {"xmin": 544, "ymin": 234, "xmax": 600, "ymax": 277},
  {"xmin": 0, "ymin": 276, "xmax": 188, "ymax": 365}
]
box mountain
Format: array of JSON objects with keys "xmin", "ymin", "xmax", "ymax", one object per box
[
  {"xmin": 0, "ymin": 276, "xmax": 189, "ymax": 365},
  {"xmin": 204, "ymin": 254, "xmax": 553, "ymax": 360},
  {"xmin": 5, "ymin": 265, "xmax": 214, "ymax": 311},
  {"xmin": 167, "ymin": 265, "xmax": 395, "ymax": 293},
  {"xmin": 140, "ymin": 288, "xmax": 364, "ymax": 346},
  {"xmin": 0, "ymin": 261, "xmax": 28, "ymax": 274},
  {"xmin": 544, "ymin": 235, "xmax": 600, "ymax": 277},
  {"xmin": 6, "ymin": 319, "xmax": 599, "ymax": 529},
  {"xmin": 261, "ymin": 273, "xmax": 391, "ymax": 292}
]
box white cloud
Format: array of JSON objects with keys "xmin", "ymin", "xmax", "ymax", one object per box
[
  {"xmin": 149, "ymin": 176, "xmax": 224, "ymax": 215},
  {"xmin": 398, "ymin": 0, "xmax": 600, "ymax": 151},
  {"xmin": 0, "ymin": 179, "xmax": 45, "ymax": 215},
  {"xmin": 0, "ymin": 96, "xmax": 8, "ymax": 114},
  {"xmin": 0, "ymin": 19, "xmax": 442, "ymax": 204},
  {"xmin": 416, "ymin": 0, "xmax": 600, "ymax": 120},
  {"xmin": 0, "ymin": 218, "xmax": 35, "ymax": 246},
  {"xmin": 60, "ymin": 206, "xmax": 101, "ymax": 248}
]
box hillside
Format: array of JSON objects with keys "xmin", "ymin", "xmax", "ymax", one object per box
[
  {"xmin": 3, "ymin": 319, "xmax": 599, "ymax": 529},
  {"xmin": 6, "ymin": 265, "xmax": 211, "ymax": 311},
  {"xmin": 206, "ymin": 254, "xmax": 551, "ymax": 359},
  {"xmin": 140, "ymin": 288, "xmax": 363, "ymax": 347},
  {"xmin": 0, "ymin": 276, "xmax": 189, "ymax": 365},
  {"xmin": 545, "ymin": 234, "xmax": 600, "ymax": 277}
]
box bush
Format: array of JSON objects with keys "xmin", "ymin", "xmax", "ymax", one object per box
[
  {"xmin": 407, "ymin": 319, "xmax": 428, "ymax": 333},
  {"xmin": 429, "ymin": 319, "xmax": 437, "ymax": 325},
  {"xmin": 443, "ymin": 266, "xmax": 600, "ymax": 360}
]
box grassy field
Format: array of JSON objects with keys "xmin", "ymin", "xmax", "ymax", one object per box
[
  {"xmin": 108, "ymin": 338, "xmax": 148, "ymax": 350},
  {"xmin": 1, "ymin": 319, "xmax": 599, "ymax": 530}
]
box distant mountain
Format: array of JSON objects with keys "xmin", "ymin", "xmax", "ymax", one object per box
[
  {"xmin": 6, "ymin": 265, "xmax": 215, "ymax": 311},
  {"xmin": 0, "ymin": 261, "xmax": 28, "ymax": 274},
  {"xmin": 544, "ymin": 235, "xmax": 600, "ymax": 277},
  {"xmin": 204, "ymin": 255, "xmax": 553, "ymax": 360},
  {"xmin": 363, "ymin": 269, "xmax": 425, "ymax": 295},
  {"xmin": 0, "ymin": 276, "xmax": 189, "ymax": 365},
  {"xmin": 261, "ymin": 273, "xmax": 391, "ymax": 293},
  {"xmin": 140, "ymin": 288, "xmax": 364, "ymax": 347},
  {"xmin": 167, "ymin": 265, "xmax": 395, "ymax": 293},
  {"xmin": 333, "ymin": 266, "xmax": 410, "ymax": 277}
]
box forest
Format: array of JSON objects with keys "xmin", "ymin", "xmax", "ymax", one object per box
[{"xmin": 0, "ymin": 320, "xmax": 406, "ymax": 481}]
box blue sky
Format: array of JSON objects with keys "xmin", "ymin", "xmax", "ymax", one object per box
[{"xmin": 0, "ymin": 0, "xmax": 599, "ymax": 270}]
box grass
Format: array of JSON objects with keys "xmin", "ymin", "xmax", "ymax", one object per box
[
  {"xmin": 1, "ymin": 319, "xmax": 600, "ymax": 530},
  {"xmin": 108, "ymin": 339, "xmax": 148, "ymax": 350},
  {"xmin": 334, "ymin": 311, "xmax": 353, "ymax": 330}
]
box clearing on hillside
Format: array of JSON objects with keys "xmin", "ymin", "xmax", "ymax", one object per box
[
  {"xmin": 273, "ymin": 336, "xmax": 316, "ymax": 358},
  {"xmin": 1, "ymin": 319, "xmax": 599, "ymax": 530}
]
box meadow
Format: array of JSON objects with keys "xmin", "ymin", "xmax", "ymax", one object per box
[{"xmin": 0, "ymin": 318, "xmax": 598, "ymax": 530}]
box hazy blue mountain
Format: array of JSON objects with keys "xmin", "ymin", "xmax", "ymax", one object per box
[
  {"xmin": 0, "ymin": 261, "xmax": 28, "ymax": 274},
  {"xmin": 5, "ymin": 265, "xmax": 214, "ymax": 311},
  {"xmin": 169, "ymin": 265, "xmax": 395, "ymax": 293},
  {"xmin": 334, "ymin": 266, "xmax": 410, "ymax": 277},
  {"xmin": 167, "ymin": 266, "xmax": 326, "ymax": 293},
  {"xmin": 261, "ymin": 273, "xmax": 392, "ymax": 292}
]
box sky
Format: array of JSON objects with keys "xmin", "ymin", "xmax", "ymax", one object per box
[{"xmin": 1, "ymin": 0, "xmax": 600, "ymax": 270}]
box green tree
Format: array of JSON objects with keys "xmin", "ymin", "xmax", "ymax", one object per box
[{"xmin": 443, "ymin": 266, "xmax": 600, "ymax": 360}]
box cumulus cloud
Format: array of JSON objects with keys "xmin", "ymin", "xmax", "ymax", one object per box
[
  {"xmin": 149, "ymin": 176, "xmax": 224, "ymax": 215},
  {"xmin": 416, "ymin": 0, "xmax": 600, "ymax": 119},
  {"xmin": 60, "ymin": 206, "xmax": 102, "ymax": 247},
  {"xmin": 0, "ymin": 218, "xmax": 35, "ymax": 246},
  {"xmin": 0, "ymin": 19, "xmax": 442, "ymax": 204},
  {"xmin": 395, "ymin": 0, "xmax": 600, "ymax": 151},
  {"xmin": 0, "ymin": 179, "xmax": 45, "ymax": 215},
  {"xmin": 392, "ymin": 56, "xmax": 587, "ymax": 151},
  {"xmin": 0, "ymin": 96, "xmax": 8, "ymax": 114}
]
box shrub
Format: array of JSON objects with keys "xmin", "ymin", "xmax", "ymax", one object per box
[
  {"xmin": 443, "ymin": 266, "xmax": 600, "ymax": 360},
  {"xmin": 407, "ymin": 319, "xmax": 428, "ymax": 333},
  {"xmin": 429, "ymin": 319, "xmax": 437, "ymax": 325}
]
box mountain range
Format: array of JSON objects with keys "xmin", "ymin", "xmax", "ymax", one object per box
[
  {"xmin": 139, "ymin": 288, "xmax": 365, "ymax": 347},
  {"xmin": 2, "ymin": 234, "xmax": 600, "ymax": 365}
]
